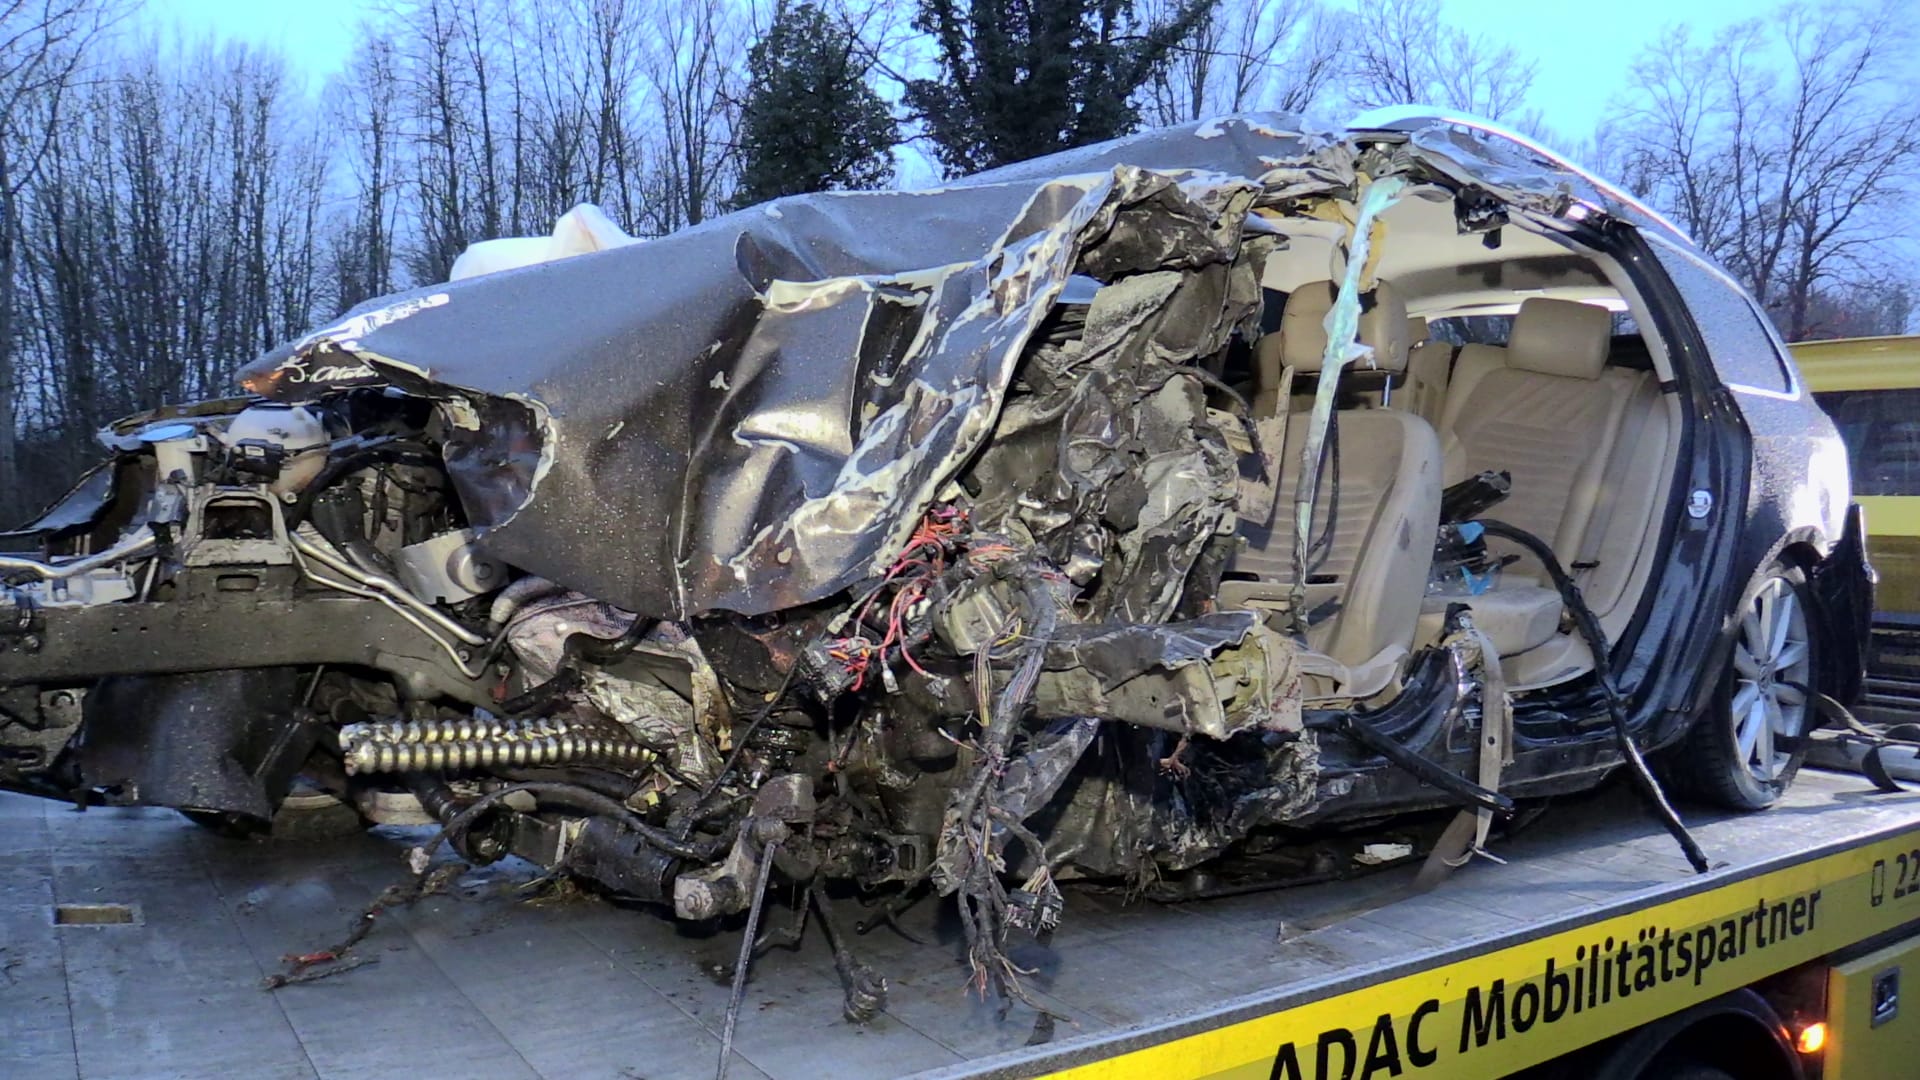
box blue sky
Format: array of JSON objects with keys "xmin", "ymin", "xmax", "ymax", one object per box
[{"xmin": 160, "ymin": 0, "xmax": 1757, "ymax": 146}]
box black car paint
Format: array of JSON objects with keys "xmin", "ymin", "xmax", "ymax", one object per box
[{"xmin": 1810, "ymin": 505, "xmax": 1874, "ymax": 707}]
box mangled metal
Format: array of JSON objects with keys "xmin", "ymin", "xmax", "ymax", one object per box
[{"xmin": 0, "ymin": 113, "xmax": 1669, "ymax": 1012}]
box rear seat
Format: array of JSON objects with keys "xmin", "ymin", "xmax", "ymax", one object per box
[
  {"xmin": 1429, "ymin": 298, "xmax": 1651, "ymax": 658},
  {"xmin": 1573, "ymin": 372, "xmax": 1672, "ymax": 629},
  {"xmin": 1401, "ymin": 316, "xmax": 1451, "ymax": 426},
  {"xmin": 1224, "ymin": 280, "xmax": 1442, "ymax": 672}
]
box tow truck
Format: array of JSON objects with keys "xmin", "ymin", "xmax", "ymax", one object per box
[{"xmin": 5, "ymin": 764, "xmax": 1916, "ymax": 1080}]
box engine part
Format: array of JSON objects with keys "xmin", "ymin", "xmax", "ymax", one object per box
[
  {"xmin": 489, "ymin": 574, "xmax": 564, "ymax": 628},
  {"xmin": 339, "ymin": 714, "xmax": 653, "ymax": 775},
  {"xmin": 675, "ymin": 774, "xmax": 815, "ymax": 919},
  {"xmin": 395, "ymin": 528, "xmax": 506, "ymax": 604},
  {"xmin": 183, "ymin": 487, "xmax": 295, "ymax": 568},
  {"xmin": 567, "ymin": 816, "xmax": 679, "ymax": 902},
  {"xmin": 219, "ymin": 403, "xmax": 329, "ymax": 495},
  {"xmin": 348, "ymin": 714, "xmax": 577, "ymax": 744},
  {"xmin": 11, "ymin": 566, "xmax": 140, "ymax": 609},
  {"xmin": 355, "ymin": 788, "xmax": 437, "ymax": 826},
  {"xmin": 812, "ymin": 886, "xmax": 888, "ymax": 1024},
  {"xmin": 502, "ymin": 592, "xmax": 635, "ymax": 682},
  {"xmin": 825, "ymin": 831, "xmax": 931, "ymax": 885},
  {"xmin": 290, "ymin": 526, "xmax": 488, "ymax": 646},
  {"xmin": 404, "ymin": 774, "xmax": 469, "ymax": 821}
]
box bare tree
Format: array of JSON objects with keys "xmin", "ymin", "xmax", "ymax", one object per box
[
  {"xmin": 326, "ymin": 32, "xmax": 402, "ymax": 310},
  {"xmin": 638, "ymin": 0, "xmax": 745, "ymax": 231},
  {"xmin": 1613, "ymin": 0, "xmax": 1920, "ymax": 338},
  {"xmin": 0, "ymin": 0, "xmax": 117, "ymax": 523},
  {"xmin": 1345, "ymin": 0, "xmax": 1536, "ymax": 120},
  {"xmin": 397, "ymin": 0, "xmax": 474, "ymax": 282},
  {"xmin": 584, "ymin": 0, "xmax": 646, "ymax": 228},
  {"xmin": 8, "ymin": 34, "xmax": 331, "ymax": 511},
  {"xmin": 1145, "ymin": 0, "xmax": 1348, "ymax": 125}
]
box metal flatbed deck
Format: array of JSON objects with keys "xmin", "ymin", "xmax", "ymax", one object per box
[{"xmin": 4, "ymin": 770, "xmax": 1919, "ymax": 1080}]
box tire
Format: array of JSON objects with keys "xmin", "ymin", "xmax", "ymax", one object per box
[
  {"xmin": 1676, "ymin": 563, "xmax": 1818, "ymax": 811},
  {"xmin": 1641, "ymin": 1066, "xmax": 1737, "ymax": 1080}
]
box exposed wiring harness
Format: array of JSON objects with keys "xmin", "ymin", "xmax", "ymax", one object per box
[
  {"xmin": 931, "ymin": 556, "xmax": 1063, "ymax": 1009},
  {"xmin": 827, "ymin": 506, "xmax": 968, "ymax": 691}
]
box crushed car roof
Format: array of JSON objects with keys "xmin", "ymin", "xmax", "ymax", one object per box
[{"xmin": 234, "ymin": 115, "xmax": 1661, "ymax": 619}]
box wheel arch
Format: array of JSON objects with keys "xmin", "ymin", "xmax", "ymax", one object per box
[
  {"xmin": 1760, "ymin": 507, "xmax": 1873, "ymax": 709},
  {"xmin": 1582, "ymin": 987, "xmax": 1803, "ymax": 1080}
]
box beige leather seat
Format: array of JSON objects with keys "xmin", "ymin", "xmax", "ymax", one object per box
[
  {"xmin": 1430, "ymin": 298, "xmax": 1645, "ymax": 657},
  {"xmin": 1571, "ymin": 369, "xmax": 1671, "ymax": 628},
  {"xmin": 1225, "ymin": 280, "xmax": 1441, "ymax": 671},
  {"xmin": 1401, "ymin": 316, "xmax": 1451, "ymax": 426},
  {"xmin": 1251, "ymin": 280, "xmax": 1410, "ymax": 418}
]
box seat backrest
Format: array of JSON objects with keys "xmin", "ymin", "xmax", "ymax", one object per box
[
  {"xmin": 1401, "ymin": 316, "xmax": 1453, "ymax": 425},
  {"xmin": 1252, "ymin": 279, "xmax": 1410, "ymax": 417},
  {"xmin": 1224, "ymin": 410, "xmax": 1443, "ymax": 666},
  {"xmin": 1226, "ymin": 280, "xmax": 1440, "ymax": 668},
  {"xmin": 1438, "ymin": 298, "xmax": 1635, "ymax": 561},
  {"xmin": 1576, "ymin": 369, "xmax": 1668, "ymax": 627}
]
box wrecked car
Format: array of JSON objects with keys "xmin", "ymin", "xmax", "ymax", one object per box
[{"xmin": 0, "ymin": 110, "xmax": 1873, "ymax": 1012}]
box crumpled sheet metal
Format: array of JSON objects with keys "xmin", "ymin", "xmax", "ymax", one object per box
[
  {"xmin": 229, "ymin": 115, "xmax": 1596, "ymax": 621},
  {"xmin": 1028, "ymin": 726, "xmax": 1323, "ymax": 877},
  {"xmin": 1032, "ymin": 614, "xmax": 1302, "ymax": 740},
  {"xmin": 502, "ymin": 592, "xmax": 636, "ymax": 683},
  {"xmin": 1401, "ymin": 126, "xmax": 1579, "ymax": 222},
  {"xmin": 992, "ymin": 717, "xmax": 1101, "ymax": 824},
  {"xmin": 3, "ymin": 462, "xmax": 115, "ymax": 538},
  {"xmin": 504, "ymin": 600, "xmax": 731, "ymax": 783},
  {"xmin": 229, "ymin": 118, "xmax": 1342, "ymax": 620},
  {"xmin": 958, "ymin": 187, "xmax": 1266, "ymax": 625},
  {"xmin": 1040, "ymin": 611, "xmax": 1266, "ymax": 684}
]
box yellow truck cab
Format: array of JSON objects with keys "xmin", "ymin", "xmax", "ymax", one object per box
[{"xmin": 1794, "ymin": 334, "xmax": 1920, "ymax": 719}]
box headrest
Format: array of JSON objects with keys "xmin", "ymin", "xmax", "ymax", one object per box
[
  {"xmin": 1271, "ymin": 279, "xmax": 1411, "ymax": 374},
  {"xmin": 1507, "ymin": 298, "xmax": 1611, "ymax": 380},
  {"xmin": 1406, "ymin": 316, "xmax": 1430, "ymax": 345}
]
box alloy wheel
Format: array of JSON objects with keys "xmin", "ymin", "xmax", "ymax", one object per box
[{"xmin": 1730, "ymin": 575, "xmax": 1812, "ymax": 782}]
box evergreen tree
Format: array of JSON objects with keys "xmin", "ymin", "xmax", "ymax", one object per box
[
  {"xmin": 906, "ymin": 0, "xmax": 1213, "ymax": 175},
  {"xmin": 733, "ymin": 2, "xmax": 898, "ymax": 207}
]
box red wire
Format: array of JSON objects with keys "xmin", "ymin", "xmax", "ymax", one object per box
[{"xmin": 832, "ymin": 505, "xmax": 971, "ymax": 691}]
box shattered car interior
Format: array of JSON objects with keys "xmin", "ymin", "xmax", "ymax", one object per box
[{"xmin": 0, "ymin": 115, "xmax": 1869, "ymax": 1017}]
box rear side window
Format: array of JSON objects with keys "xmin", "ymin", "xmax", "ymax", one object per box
[
  {"xmin": 1815, "ymin": 389, "xmax": 1920, "ymax": 496},
  {"xmin": 1428, "ymin": 314, "xmax": 1513, "ymax": 346}
]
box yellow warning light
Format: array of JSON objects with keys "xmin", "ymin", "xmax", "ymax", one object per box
[{"xmin": 1796, "ymin": 1021, "xmax": 1828, "ymax": 1054}]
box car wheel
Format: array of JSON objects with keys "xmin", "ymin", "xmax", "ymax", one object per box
[{"xmin": 1679, "ymin": 564, "xmax": 1817, "ymax": 811}]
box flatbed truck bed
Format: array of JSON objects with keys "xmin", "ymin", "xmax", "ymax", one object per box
[{"xmin": 4, "ymin": 768, "xmax": 1918, "ymax": 1080}]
